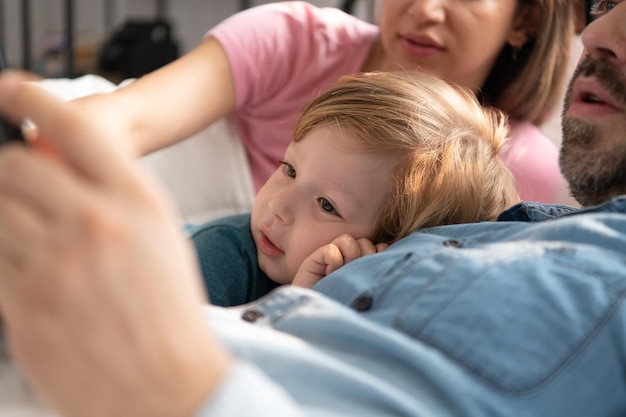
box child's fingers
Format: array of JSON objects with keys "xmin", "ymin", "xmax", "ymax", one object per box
[
  {"xmin": 293, "ymin": 244, "xmax": 343, "ymax": 288},
  {"xmin": 331, "ymin": 235, "xmax": 361, "ymax": 263},
  {"xmin": 321, "ymin": 244, "xmax": 346, "ymax": 274},
  {"xmin": 296, "ymin": 236, "xmax": 382, "ymax": 288},
  {"xmin": 375, "ymin": 243, "xmax": 389, "ymax": 253},
  {"xmin": 331, "ymin": 235, "xmax": 378, "ymax": 264},
  {"xmin": 355, "ymin": 238, "xmax": 379, "ymax": 257}
]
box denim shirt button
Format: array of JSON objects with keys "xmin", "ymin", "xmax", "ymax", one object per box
[
  {"xmin": 241, "ymin": 309, "xmax": 264, "ymax": 322},
  {"xmin": 351, "ymin": 295, "xmax": 373, "ymax": 312},
  {"xmin": 443, "ymin": 239, "xmax": 463, "ymax": 248}
]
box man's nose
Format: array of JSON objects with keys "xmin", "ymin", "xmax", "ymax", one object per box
[{"xmin": 582, "ymin": 5, "xmax": 626, "ymax": 65}]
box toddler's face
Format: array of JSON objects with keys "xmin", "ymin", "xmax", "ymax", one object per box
[{"xmin": 251, "ymin": 125, "xmax": 395, "ymax": 284}]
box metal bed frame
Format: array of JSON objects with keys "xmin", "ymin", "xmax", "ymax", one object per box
[{"xmin": 5, "ymin": 0, "xmax": 252, "ymax": 78}]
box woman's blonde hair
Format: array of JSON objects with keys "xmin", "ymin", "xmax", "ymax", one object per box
[
  {"xmin": 294, "ymin": 71, "xmax": 520, "ymax": 245},
  {"xmin": 481, "ymin": 0, "xmax": 575, "ymax": 125}
]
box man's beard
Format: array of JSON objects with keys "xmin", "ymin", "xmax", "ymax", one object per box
[{"xmin": 560, "ymin": 56, "xmax": 626, "ymax": 207}]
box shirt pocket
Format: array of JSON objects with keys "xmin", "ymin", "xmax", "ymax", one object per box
[{"xmin": 393, "ymin": 242, "xmax": 626, "ymax": 393}]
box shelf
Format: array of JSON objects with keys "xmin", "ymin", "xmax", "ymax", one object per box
[{"xmin": 16, "ymin": 0, "xmax": 255, "ymax": 78}]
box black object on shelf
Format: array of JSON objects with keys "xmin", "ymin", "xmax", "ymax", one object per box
[
  {"xmin": 15, "ymin": 0, "xmax": 253, "ymax": 78},
  {"xmin": 97, "ymin": 19, "xmax": 179, "ymax": 79},
  {"xmin": 341, "ymin": 0, "xmax": 358, "ymax": 14},
  {"xmin": 18, "ymin": 0, "xmax": 173, "ymax": 78}
]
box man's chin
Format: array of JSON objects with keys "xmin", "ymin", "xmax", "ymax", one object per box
[{"xmin": 560, "ymin": 118, "xmax": 626, "ymax": 206}]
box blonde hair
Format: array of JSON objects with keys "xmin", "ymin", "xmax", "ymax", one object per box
[
  {"xmin": 294, "ymin": 72, "xmax": 520, "ymax": 244},
  {"xmin": 481, "ymin": 0, "xmax": 575, "ymax": 125}
]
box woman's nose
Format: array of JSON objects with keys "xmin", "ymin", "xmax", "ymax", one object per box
[{"xmin": 407, "ymin": 0, "xmax": 446, "ymax": 26}]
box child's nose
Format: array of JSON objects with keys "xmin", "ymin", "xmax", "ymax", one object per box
[{"xmin": 269, "ymin": 188, "xmax": 295, "ymax": 225}]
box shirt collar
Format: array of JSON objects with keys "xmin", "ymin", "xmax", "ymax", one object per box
[{"xmin": 496, "ymin": 195, "xmax": 626, "ymax": 223}]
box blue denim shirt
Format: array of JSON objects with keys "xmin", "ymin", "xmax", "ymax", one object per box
[{"xmin": 198, "ymin": 197, "xmax": 626, "ymax": 417}]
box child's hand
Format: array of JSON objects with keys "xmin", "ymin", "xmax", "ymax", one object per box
[{"xmin": 293, "ymin": 234, "xmax": 388, "ymax": 288}]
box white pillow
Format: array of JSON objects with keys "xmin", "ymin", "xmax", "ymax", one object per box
[{"xmin": 35, "ymin": 75, "xmax": 255, "ymax": 224}]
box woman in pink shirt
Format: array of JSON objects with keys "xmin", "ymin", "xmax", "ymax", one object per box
[{"xmin": 74, "ymin": 0, "xmax": 574, "ymax": 203}]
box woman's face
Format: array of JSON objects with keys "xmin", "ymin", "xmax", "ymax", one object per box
[{"xmin": 377, "ymin": 0, "xmax": 530, "ymax": 91}]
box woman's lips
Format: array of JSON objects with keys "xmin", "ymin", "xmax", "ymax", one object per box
[
  {"xmin": 257, "ymin": 232, "xmax": 284, "ymax": 257},
  {"xmin": 400, "ymin": 34, "xmax": 443, "ymax": 58}
]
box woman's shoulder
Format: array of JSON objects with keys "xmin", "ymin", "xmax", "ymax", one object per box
[
  {"xmin": 208, "ymin": 1, "xmax": 378, "ymax": 119},
  {"xmin": 503, "ymin": 119, "xmax": 564, "ymax": 204},
  {"xmin": 238, "ymin": 1, "xmax": 371, "ymax": 24},
  {"xmin": 208, "ymin": 1, "xmax": 377, "ymax": 47},
  {"xmin": 506, "ymin": 119, "xmax": 559, "ymax": 153}
]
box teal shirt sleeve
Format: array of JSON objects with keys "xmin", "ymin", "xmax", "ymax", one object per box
[{"xmin": 190, "ymin": 214, "xmax": 280, "ymax": 307}]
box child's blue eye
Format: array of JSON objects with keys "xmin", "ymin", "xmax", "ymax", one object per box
[
  {"xmin": 590, "ymin": 1, "xmax": 619, "ymax": 18},
  {"xmin": 280, "ymin": 161, "xmax": 296, "ymax": 178}
]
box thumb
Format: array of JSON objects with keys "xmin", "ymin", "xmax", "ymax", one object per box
[{"xmin": 0, "ymin": 71, "xmax": 131, "ymax": 187}]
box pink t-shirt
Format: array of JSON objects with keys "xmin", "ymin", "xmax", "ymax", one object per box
[
  {"xmin": 502, "ymin": 120, "xmax": 564, "ymax": 204},
  {"xmin": 209, "ymin": 1, "xmax": 564, "ymax": 203},
  {"xmin": 208, "ymin": 2, "xmax": 378, "ymax": 192}
]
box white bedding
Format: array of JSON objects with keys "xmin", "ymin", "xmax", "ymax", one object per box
[{"xmin": 35, "ymin": 75, "xmax": 255, "ymax": 225}]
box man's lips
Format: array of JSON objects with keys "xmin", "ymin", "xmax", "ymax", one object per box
[
  {"xmin": 567, "ymin": 77, "xmax": 622, "ymax": 119},
  {"xmin": 257, "ymin": 231, "xmax": 284, "ymax": 257}
]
